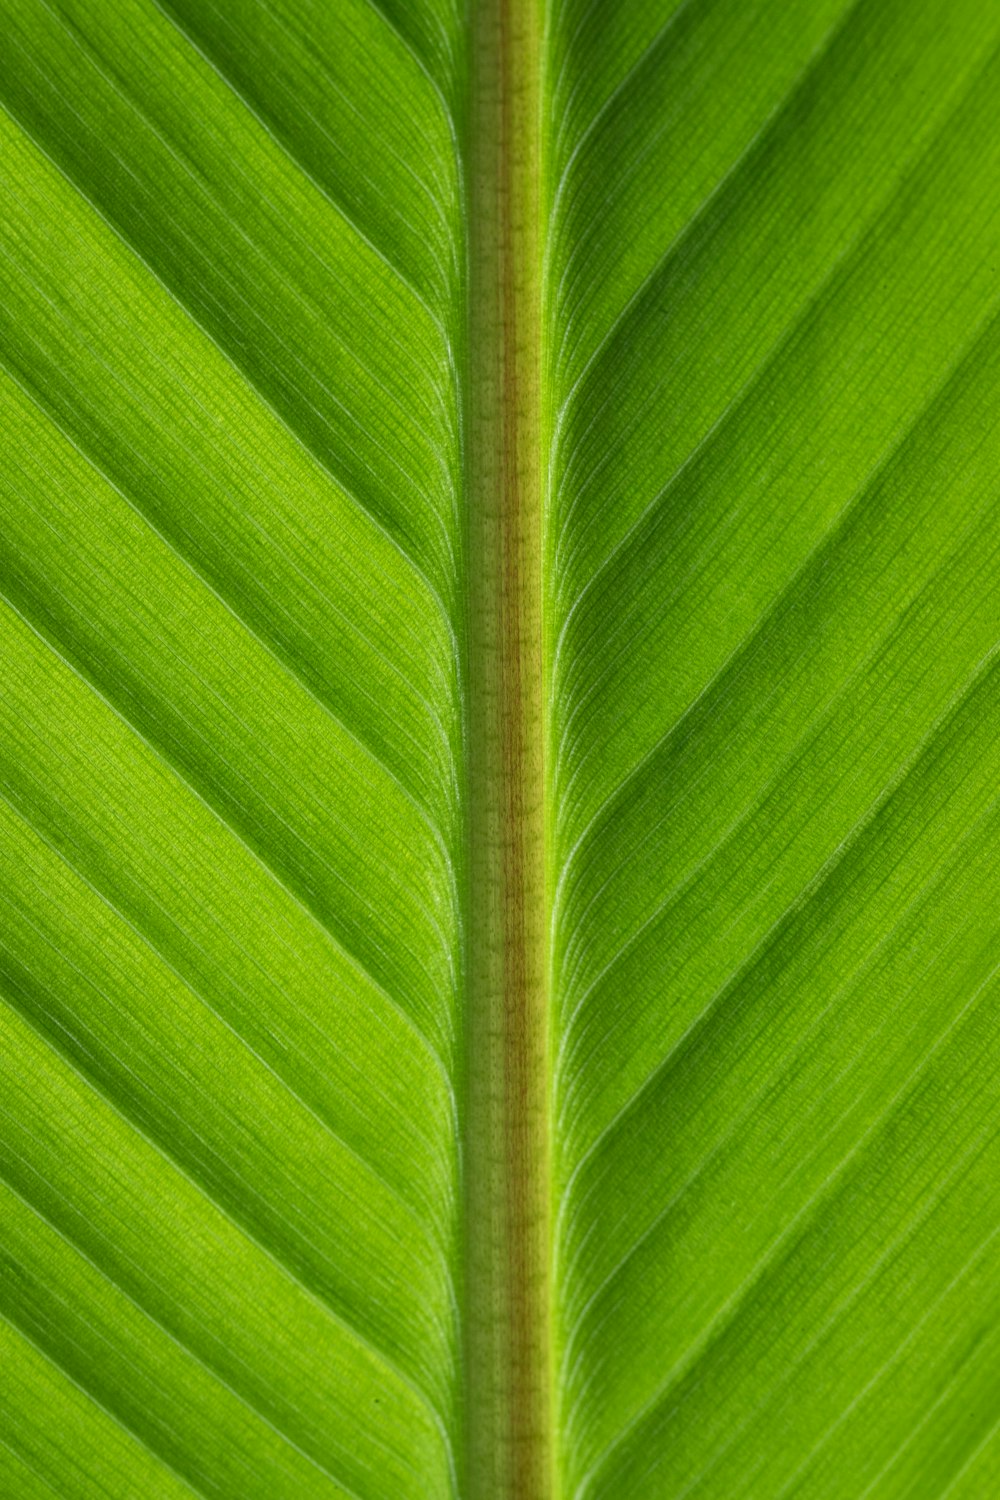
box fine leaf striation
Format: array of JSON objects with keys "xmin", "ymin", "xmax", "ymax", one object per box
[{"xmin": 3, "ymin": 2, "xmax": 1000, "ymax": 1498}]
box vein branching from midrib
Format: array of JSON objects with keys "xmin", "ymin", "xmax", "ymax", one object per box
[{"xmin": 0, "ymin": 0, "xmax": 466, "ymax": 1494}]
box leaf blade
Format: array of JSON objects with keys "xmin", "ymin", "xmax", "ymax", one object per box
[{"xmin": 548, "ymin": 2, "xmax": 1000, "ymax": 1494}]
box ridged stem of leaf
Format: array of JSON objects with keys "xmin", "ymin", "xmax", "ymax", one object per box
[{"xmin": 464, "ymin": 0, "xmax": 550, "ymax": 1495}]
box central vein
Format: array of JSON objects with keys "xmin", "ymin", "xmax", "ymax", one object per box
[{"xmin": 463, "ymin": 0, "xmax": 551, "ymax": 1494}]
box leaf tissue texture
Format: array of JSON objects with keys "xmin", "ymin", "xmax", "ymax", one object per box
[{"xmin": 2, "ymin": 1, "xmax": 1000, "ymax": 1497}]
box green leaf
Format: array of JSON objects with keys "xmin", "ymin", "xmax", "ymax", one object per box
[{"xmin": 2, "ymin": 1, "xmax": 1000, "ymax": 1497}]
